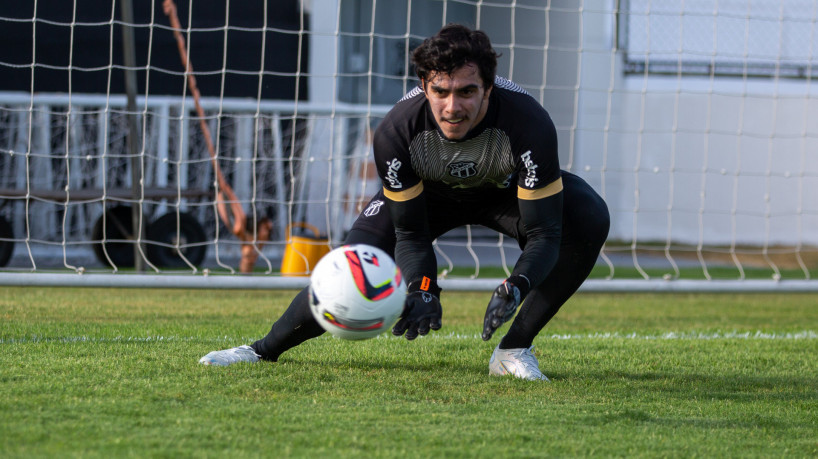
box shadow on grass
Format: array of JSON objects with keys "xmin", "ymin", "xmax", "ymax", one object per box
[
  {"xmin": 581, "ymin": 369, "xmax": 818, "ymax": 403},
  {"xmin": 279, "ymin": 353, "xmax": 483, "ymax": 378}
]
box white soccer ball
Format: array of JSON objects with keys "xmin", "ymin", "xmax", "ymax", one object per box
[{"xmin": 309, "ymin": 244, "xmax": 406, "ymax": 340}]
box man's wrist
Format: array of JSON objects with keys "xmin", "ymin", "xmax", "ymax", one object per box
[
  {"xmin": 407, "ymin": 275, "xmax": 441, "ymax": 296},
  {"xmin": 506, "ymin": 274, "xmax": 531, "ymax": 300}
]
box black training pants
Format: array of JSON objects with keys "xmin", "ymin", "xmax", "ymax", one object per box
[{"xmin": 252, "ymin": 171, "xmax": 609, "ymax": 360}]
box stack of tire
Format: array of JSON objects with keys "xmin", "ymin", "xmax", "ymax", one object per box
[{"xmin": 0, "ymin": 206, "xmax": 207, "ymax": 268}]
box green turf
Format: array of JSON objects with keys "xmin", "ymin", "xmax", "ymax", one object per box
[{"xmin": 1, "ymin": 287, "xmax": 816, "ymax": 457}]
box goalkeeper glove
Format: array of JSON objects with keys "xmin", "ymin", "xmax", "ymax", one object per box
[
  {"xmin": 481, "ymin": 275, "xmax": 529, "ymax": 341},
  {"xmin": 392, "ymin": 277, "xmax": 442, "ymax": 340}
]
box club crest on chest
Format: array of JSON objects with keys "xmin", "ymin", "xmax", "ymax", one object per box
[{"xmin": 448, "ymin": 161, "xmax": 477, "ymax": 179}]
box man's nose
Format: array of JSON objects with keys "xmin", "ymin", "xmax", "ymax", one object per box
[{"xmin": 445, "ymin": 94, "xmax": 461, "ymax": 113}]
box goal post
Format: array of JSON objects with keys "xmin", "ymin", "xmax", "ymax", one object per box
[{"xmin": 0, "ymin": 0, "xmax": 816, "ymax": 291}]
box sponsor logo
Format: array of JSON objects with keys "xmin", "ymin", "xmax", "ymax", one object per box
[
  {"xmin": 385, "ymin": 159, "xmax": 403, "ymax": 189},
  {"xmin": 520, "ymin": 150, "xmax": 539, "ymax": 188},
  {"xmin": 448, "ymin": 161, "xmax": 477, "ymax": 179},
  {"xmin": 363, "ymin": 200, "xmax": 384, "ymax": 217}
]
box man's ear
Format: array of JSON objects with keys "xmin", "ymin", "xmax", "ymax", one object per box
[
  {"xmin": 483, "ymin": 83, "xmax": 493, "ymax": 100},
  {"xmin": 421, "ymin": 78, "xmax": 431, "ymax": 101}
]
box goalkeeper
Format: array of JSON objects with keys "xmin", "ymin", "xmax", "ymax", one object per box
[{"xmin": 200, "ymin": 23, "xmax": 609, "ymax": 381}]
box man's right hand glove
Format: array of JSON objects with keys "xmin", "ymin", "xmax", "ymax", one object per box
[{"xmin": 392, "ymin": 290, "xmax": 442, "ymax": 340}]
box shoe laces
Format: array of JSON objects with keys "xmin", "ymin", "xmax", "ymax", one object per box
[
  {"xmin": 229, "ymin": 345, "xmax": 258, "ymax": 361},
  {"xmin": 510, "ymin": 346, "xmax": 540, "ymax": 371}
]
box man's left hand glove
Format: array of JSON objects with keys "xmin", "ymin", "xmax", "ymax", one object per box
[
  {"xmin": 392, "ymin": 290, "xmax": 442, "ymax": 340},
  {"xmin": 482, "ymin": 276, "xmax": 528, "ymax": 341}
]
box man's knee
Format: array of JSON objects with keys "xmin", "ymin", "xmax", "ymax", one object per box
[
  {"xmin": 589, "ymin": 196, "xmax": 610, "ymax": 248},
  {"xmin": 344, "ymin": 227, "xmax": 396, "ymax": 257},
  {"xmin": 562, "ymin": 173, "xmax": 610, "ymax": 247}
]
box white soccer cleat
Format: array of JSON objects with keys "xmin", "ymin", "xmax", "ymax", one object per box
[
  {"xmin": 488, "ymin": 345, "xmax": 550, "ymax": 381},
  {"xmin": 199, "ymin": 345, "xmax": 260, "ymax": 366}
]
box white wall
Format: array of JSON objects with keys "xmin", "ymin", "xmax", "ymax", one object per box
[{"xmin": 574, "ymin": 2, "xmax": 818, "ymax": 246}]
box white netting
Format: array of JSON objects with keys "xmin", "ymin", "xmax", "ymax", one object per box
[{"xmin": 0, "ymin": 0, "xmax": 816, "ymax": 290}]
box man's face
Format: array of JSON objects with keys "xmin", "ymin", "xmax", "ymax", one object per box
[{"xmin": 423, "ymin": 63, "xmax": 492, "ymax": 140}]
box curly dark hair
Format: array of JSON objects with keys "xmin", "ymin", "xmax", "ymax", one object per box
[{"xmin": 411, "ymin": 24, "xmax": 498, "ymax": 89}]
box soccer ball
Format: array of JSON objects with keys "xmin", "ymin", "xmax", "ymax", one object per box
[{"xmin": 309, "ymin": 244, "xmax": 406, "ymax": 340}]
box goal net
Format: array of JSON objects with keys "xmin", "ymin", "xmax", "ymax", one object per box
[{"xmin": 0, "ymin": 0, "xmax": 816, "ymax": 291}]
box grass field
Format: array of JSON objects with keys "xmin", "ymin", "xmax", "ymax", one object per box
[{"xmin": 1, "ymin": 286, "xmax": 817, "ymax": 457}]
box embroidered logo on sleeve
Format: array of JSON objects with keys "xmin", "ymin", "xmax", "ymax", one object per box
[
  {"xmin": 363, "ymin": 200, "xmax": 384, "ymax": 217},
  {"xmin": 385, "ymin": 159, "xmax": 403, "ymax": 189},
  {"xmin": 520, "ymin": 151, "xmax": 539, "ymax": 188}
]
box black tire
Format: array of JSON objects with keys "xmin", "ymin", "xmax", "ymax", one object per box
[
  {"xmin": 146, "ymin": 212, "xmax": 207, "ymax": 268},
  {"xmin": 0, "ymin": 215, "xmax": 14, "ymax": 267},
  {"xmin": 91, "ymin": 205, "xmax": 138, "ymax": 268}
]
